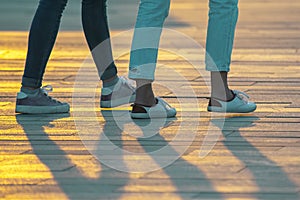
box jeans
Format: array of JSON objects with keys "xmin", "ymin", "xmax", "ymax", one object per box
[
  {"xmin": 22, "ymin": 0, "xmax": 117, "ymax": 88},
  {"xmin": 129, "ymin": 0, "xmax": 238, "ymax": 80},
  {"xmin": 129, "ymin": 0, "xmax": 171, "ymax": 81},
  {"xmin": 205, "ymin": 0, "xmax": 239, "ymax": 72}
]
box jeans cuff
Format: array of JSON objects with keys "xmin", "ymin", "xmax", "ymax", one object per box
[
  {"xmin": 21, "ymin": 76, "xmax": 42, "ymax": 88},
  {"xmin": 128, "ymin": 64, "xmax": 156, "ymax": 81},
  {"xmin": 206, "ymin": 63, "xmax": 230, "ymax": 72}
]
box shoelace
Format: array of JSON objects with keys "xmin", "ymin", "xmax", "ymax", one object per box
[
  {"xmin": 233, "ymin": 90, "xmax": 250, "ymax": 103},
  {"xmin": 41, "ymin": 85, "xmax": 53, "ymax": 95},
  {"xmin": 41, "ymin": 85, "xmax": 61, "ymax": 103},
  {"xmin": 119, "ymin": 76, "xmax": 135, "ymax": 91}
]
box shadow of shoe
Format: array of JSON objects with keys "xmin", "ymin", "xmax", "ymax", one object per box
[
  {"xmin": 131, "ymin": 117, "xmax": 177, "ymax": 139},
  {"xmin": 15, "ymin": 113, "xmax": 71, "ymax": 156},
  {"xmin": 86, "ymin": 110, "xmax": 178, "ymax": 173},
  {"xmin": 100, "ymin": 109, "xmax": 177, "ymax": 139},
  {"xmin": 16, "ymin": 113, "xmax": 70, "ymax": 128},
  {"xmin": 211, "ymin": 116, "xmax": 260, "ymax": 130},
  {"xmin": 199, "ymin": 115, "xmax": 260, "ymax": 158}
]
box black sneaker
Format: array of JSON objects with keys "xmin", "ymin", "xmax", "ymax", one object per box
[{"xmin": 15, "ymin": 85, "xmax": 70, "ymax": 114}]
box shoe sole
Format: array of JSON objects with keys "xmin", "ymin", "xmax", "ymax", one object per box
[
  {"xmin": 130, "ymin": 113, "xmax": 151, "ymax": 119},
  {"xmin": 207, "ymin": 105, "xmax": 257, "ymax": 113},
  {"xmin": 15, "ymin": 105, "xmax": 70, "ymax": 114},
  {"xmin": 130, "ymin": 112, "xmax": 177, "ymax": 119},
  {"xmin": 100, "ymin": 95, "xmax": 136, "ymax": 108},
  {"xmin": 131, "ymin": 109, "xmax": 177, "ymax": 119}
]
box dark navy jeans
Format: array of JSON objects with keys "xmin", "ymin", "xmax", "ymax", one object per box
[{"xmin": 22, "ymin": 0, "xmax": 117, "ymax": 88}]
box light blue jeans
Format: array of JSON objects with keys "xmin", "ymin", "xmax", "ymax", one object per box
[
  {"xmin": 206, "ymin": 0, "xmax": 239, "ymax": 72},
  {"xmin": 129, "ymin": 0, "xmax": 170, "ymax": 81},
  {"xmin": 129, "ymin": 0, "xmax": 238, "ymax": 81}
]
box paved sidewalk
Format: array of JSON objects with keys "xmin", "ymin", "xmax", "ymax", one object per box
[{"xmin": 0, "ymin": 0, "xmax": 300, "ymax": 199}]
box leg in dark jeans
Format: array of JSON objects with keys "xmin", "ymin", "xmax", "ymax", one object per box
[
  {"xmin": 22, "ymin": 0, "xmax": 118, "ymax": 88},
  {"xmin": 81, "ymin": 0, "xmax": 117, "ymax": 81},
  {"xmin": 22, "ymin": 0, "xmax": 68, "ymax": 88},
  {"xmin": 17, "ymin": 0, "xmax": 134, "ymax": 114}
]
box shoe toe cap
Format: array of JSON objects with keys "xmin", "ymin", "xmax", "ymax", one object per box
[
  {"xmin": 239, "ymin": 102, "xmax": 256, "ymax": 113},
  {"xmin": 248, "ymin": 102, "xmax": 257, "ymax": 112},
  {"xmin": 168, "ymin": 108, "xmax": 177, "ymax": 117}
]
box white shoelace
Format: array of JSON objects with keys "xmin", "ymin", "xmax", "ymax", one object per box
[
  {"xmin": 41, "ymin": 85, "xmax": 53, "ymax": 95},
  {"xmin": 233, "ymin": 90, "xmax": 250, "ymax": 103},
  {"xmin": 119, "ymin": 76, "xmax": 136, "ymax": 91}
]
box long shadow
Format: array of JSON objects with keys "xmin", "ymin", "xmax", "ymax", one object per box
[
  {"xmin": 131, "ymin": 117, "xmax": 224, "ymax": 199},
  {"xmin": 212, "ymin": 116, "xmax": 300, "ymax": 199},
  {"xmin": 17, "ymin": 113, "xmax": 299, "ymax": 199},
  {"xmin": 96, "ymin": 110, "xmax": 223, "ymax": 199},
  {"xmin": 16, "ymin": 113, "xmax": 128, "ymax": 200}
]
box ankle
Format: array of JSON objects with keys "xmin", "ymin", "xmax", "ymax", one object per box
[
  {"xmin": 135, "ymin": 97, "xmax": 156, "ymax": 107},
  {"xmin": 211, "ymin": 71, "xmax": 235, "ymax": 101},
  {"xmin": 211, "ymin": 89, "xmax": 234, "ymax": 101},
  {"xmin": 135, "ymin": 83, "xmax": 156, "ymax": 107},
  {"xmin": 21, "ymin": 86, "xmax": 39, "ymax": 94}
]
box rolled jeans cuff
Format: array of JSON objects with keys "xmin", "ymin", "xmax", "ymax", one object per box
[
  {"xmin": 128, "ymin": 64, "xmax": 156, "ymax": 81},
  {"xmin": 205, "ymin": 63, "xmax": 230, "ymax": 72},
  {"xmin": 21, "ymin": 76, "xmax": 42, "ymax": 88}
]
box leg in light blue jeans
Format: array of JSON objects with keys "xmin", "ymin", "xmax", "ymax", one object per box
[
  {"xmin": 205, "ymin": 0, "xmax": 239, "ymax": 72},
  {"xmin": 129, "ymin": 0, "xmax": 171, "ymax": 81}
]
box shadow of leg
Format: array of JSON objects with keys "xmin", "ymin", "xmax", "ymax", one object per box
[
  {"xmin": 16, "ymin": 113, "xmax": 128, "ymax": 199},
  {"xmin": 211, "ymin": 116, "xmax": 300, "ymax": 199},
  {"xmin": 132, "ymin": 118, "xmax": 223, "ymax": 199}
]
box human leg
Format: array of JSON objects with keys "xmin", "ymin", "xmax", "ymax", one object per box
[
  {"xmin": 81, "ymin": 0, "xmax": 118, "ymax": 81},
  {"xmin": 22, "ymin": 0, "xmax": 68, "ymax": 88},
  {"xmin": 131, "ymin": 4, "xmax": 171, "ymax": 106},
  {"xmin": 82, "ymin": 0, "xmax": 135, "ymax": 108},
  {"xmin": 129, "ymin": 0, "xmax": 171, "ymax": 82},
  {"xmin": 129, "ymin": 0, "xmax": 176, "ymax": 118},
  {"xmin": 16, "ymin": 0, "xmax": 70, "ymax": 114},
  {"xmin": 205, "ymin": 0, "xmax": 256, "ymax": 112},
  {"xmin": 205, "ymin": 0, "xmax": 238, "ymax": 101}
]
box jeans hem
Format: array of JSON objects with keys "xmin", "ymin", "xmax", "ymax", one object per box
[
  {"xmin": 21, "ymin": 76, "xmax": 42, "ymax": 88},
  {"xmin": 128, "ymin": 74, "xmax": 154, "ymax": 81},
  {"xmin": 206, "ymin": 66, "xmax": 230, "ymax": 72}
]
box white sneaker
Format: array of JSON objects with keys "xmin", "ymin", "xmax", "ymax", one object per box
[
  {"xmin": 131, "ymin": 97, "xmax": 177, "ymax": 119},
  {"xmin": 100, "ymin": 77, "xmax": 136, "ymax": 108},
  {"xmin": 207, "ymin": 90, "xmax": 257, "ymax": 113}
]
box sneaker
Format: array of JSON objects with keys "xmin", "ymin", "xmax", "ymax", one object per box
[
  {"xmin": 131, "ymin": 97, "xmax": 177, "ymax": 119},
  {"xmin": 207, "ymin": 90, "xmax": 257, "ymax": 113},
  {"xmin": 15, "ymin": 85, "xmax": 70, "ymax": 114},
  {"xmin": 100, "ymin": 77, "xmax": 136, "ymax": 108}
]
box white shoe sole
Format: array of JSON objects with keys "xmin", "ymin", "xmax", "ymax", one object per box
[{"xmin": 100, "ymin": 94, "xmax": 136, "ymax": 108}]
